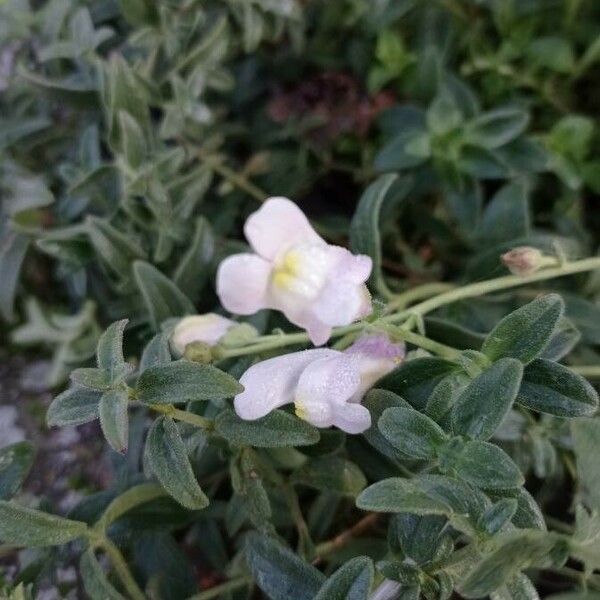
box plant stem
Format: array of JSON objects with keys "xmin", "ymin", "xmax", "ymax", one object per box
[
  {"xmin": 149, "ymin": 403, "xmax": 214, "ymax": 430},
  {"xmin": 217, "ymin": 256, "xmax": 600, "ymax": 359},
  {"xmin": 97, "ymin": 483, "xmax": 166, "ymax": 531},
  {"xmin": 386, "ymin": 282, "xmax": 456, "ymax": 311},
  {"xmin": 385, "ymin": 257, "xmax": 600, "ymax": 324},
  {"xmin": 570, "ymin": 365, "xmax": 600, "ymax": 379},
  {"xmin": 198, "ymin": 151, "xmax": 267, "ymax": 203},
  {"xmin": 98, "ymin": 538, "xmax": 146, "ymax": 600},
  {"xmin": 313, "ymin": 513, "xmax": 379, "ymax": 562},
  {"xmin": 186, "ymin": 576, "xmax": 252, "ymax": 600}
]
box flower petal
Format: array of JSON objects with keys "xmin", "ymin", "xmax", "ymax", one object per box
[
  {"xmin": 312, "ymin": 281, "xmax": 372, "ymax": 327},
  {"xmin": 345, "ymin": 334, "xmax": 405, "ymax": 399},
  {"xmin": 171, "ymin": 314, "xmax": 235, "ymax": 354},
  {"xmin": 331, "ymin": 403, "xmax": 372, "ymax": 434},
  {"xmin": 328, "ymin": 246, "xmax": 373, "ymax": 284},
  {"xmin": 294, "ymin": 354, "xmax": 361, "ymax": 427},
  {"xmin": 234, "ymin": 349, "xmax": 337, "ymax": 420},
  {"xmin": 216, "ymin": 253, "xmax": 271, "ymax": 315},
  {"xmin": 244, "ymin": 197, "xmax": 323, "ymax": 260}
]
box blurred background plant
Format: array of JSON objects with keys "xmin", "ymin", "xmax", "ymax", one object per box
[{"xmin": 1, "ymin": 0, "xmax": 599, "ymax": 598}]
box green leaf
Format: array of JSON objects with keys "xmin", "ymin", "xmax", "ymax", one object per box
[
  {"xmin": 527, "ymin": 37, "xmax": 575, "ymax": 73},
  {"xmin": 0, "ymin": 442, "xmax": 35, "ymax": 500},
  {"xmin": 136, "ymin": 360, "xmax": 242, "ymax": 404},
  {"xmin": 47, "ymin": 386, "xmax": 102, "ymax": 427},
  {"xmin": 482, "ymin": 294, "xmax": 564, "ymax": 364},
  {"xmin": 0, "ymin": 229, "xmax": 29, "ymax": 323},
  {"xmin": 478, "ymin": 499, "xmax": 518, "ymax": 536},
  {"xmin": 466, "ymin": 108, "xmax": 529, "ymax": 150},
  {"xmin": 459, "ymin": 530, "xmax": 556, "ymax": 598},
  {"xmin": 96, "ymin": 319, "xmax": 128, "ymax": 379},
  {"xmin": 0, "ymin": 501, "xmax": 88, "ymax": 546},
  {"xmin": 133, "ymin": 261, "xmax": 194, "ymax": 330},
  {"xmin": 86, "ymin": 216, "xmax": 145, "ymax": 281},
  {"xmin": 356, "ymin": 478, "xmax": 451, "ymax": 515},
  {"xmin": 139, "ymin": 333, "xmax": 171, "ymax": 374},
  {"xmin": 362, "ymin": 389, "xmax": 412, "ymax": 459},
  {"xmin": 478, "ymin": 183, "xmax": 530, "ymax": 246},
  {"xmin": 215, "ymin": 409, "xmax": 319, "ymax": 447},
  {"xmin": 379, "ymin": 407, "xmax": 448, "ymax": 459},
  {"xmin": 245, "ymin": 533, "xmax": 325, "ymax": 600},
  {"xmin": 70, "ymin": 368, "xmax": 112, "ymax": 390},
  {"xmin": 99, "ymin": 388, "xmax": 129, "ymax": 454},
  {"xmin": 451, "ymin": 358, "xmax": 523, "ymax": 440},
  {"xmin": 572, "ymin": 418, "xmax": 600, "ymax": 510},
  {"xmin": 390, "ymin": 513, "xmax": 448, "ymax": 565},
  {"xmin": 377, "ymin": 357, "xmax": 457, "ymax": 410},
  {"xmin": 118, "ymin": 110, "xmax": 146, "ymax": 169},
  {"xmin": 349, "ymin": 174, "xmax": 399, "ymax": 294},
  {"xmin": 292, "ymin": 457, "xmax": 366, "ymax": 497},
  {"xmin": 172, "ymin": 216, "xmax": 215, "ymax": 304},
  {"xmin": 427, "ymin": 94, "xmax": 463, "ymax": 135},
  {"xmin": 80, "ymin": 549, "xmax": 126, "ymax": 600},
  {"xmin": 374, "ymin": 131, "xmax": 429, "ymax": 171},
  {"xmin": 517, "ymin": 359, "xmax": 598, "ymax": 417},
  {"xmin": 145, "ymin": 417, "xmax": 209, "ymax": 510},
  {"xmin": 314, "ymin": 556, "xmax": 374, "ymax": 600},
  {"xmin": 441, "ymin": 439, "xmax": 524, "ymax": 490}
]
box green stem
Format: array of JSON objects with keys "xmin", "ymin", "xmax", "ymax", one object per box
[
  {"xmin": 98, "ymin": 538, "xmax": 146, "ymax": 600},
  {"xmin": 186, "ymin": 576, "xmax": 252, "ymax": 600},
  {"xmin": 385, "ymin": 257, "xmax": 600, "ymax": 324},
  {"xmin": 97, "ymin": 483, "xmax": 166, "ymax": 532},
  {"xmin": 149, "ymin": 403, "xmax": 214, "ymax": 430},
  {"xmin": 217, "ymin": 256, "xmax": 600, "ymax": 359},
  {"xmin": 570, "ymin": 365, "xmax": 600, "ymax": 379},
  {"xmin": 386, "ymin": 282, "xmax": 456, "ymax": 311},
  {"xmin": 199, "ymin": 151, "xmax": 267, "ymax": 204}
]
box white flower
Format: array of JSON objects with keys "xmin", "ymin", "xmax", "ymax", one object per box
[
  {"xmin": 216, "ymin": 197, "xmax": 373, "ymax": 345},
  {"xmin": 234, "ymin": 334, "xmax": 405, "ymax": 434},
  {"xmin": 171, "ymin": 314, "xmax": 236, "ymax": 355}
]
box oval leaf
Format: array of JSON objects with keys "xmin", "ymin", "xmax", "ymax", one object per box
[
  {"xmin": 47, "ymin": 386, "xmax": 101, "ymax": 427},
  {"xmin": 482, "ymin": 294, "xmax": 564, "ymax": 364},
  {"xmin": 245, "ymin": 532, "xmax": 325, "ymax": 600},
  {"xmin": 99, "ymin": 388, "xmax": 129, "ymax": 454},
  {"xmin": 379, "ymin": 407, "xmax": 448, "ymax": 459},
  {"xmin": 517, "ymin": 358, "xmax": 598, "ymax": 417},
  {"xmin": 145, "ymin": 416, "xmax": 209, "ymax": 510},
  {"xmin": 451, "ymin": 358, "xmax": 523, "ymax": 440},
  {"xmin": 314, "ymin": 556, "xmax": 374, "ymax": 600},
  {"xmin": 215, "ymin": 409, "xmax": 319, "ymax": 447},
  {"xmin": 0, "ymin": 500, "xmax": 88, "ymax": 547},
  {"xmin": 0, "ymin": 442, "xmax": 35, "ymax": 500},
  {"xmin": 356, "ymin": 478, "xmax": 451, "ymax": 515},
  {"xmin": 136, "ymin": 360, "xmax": 242, "ymax": 404}
]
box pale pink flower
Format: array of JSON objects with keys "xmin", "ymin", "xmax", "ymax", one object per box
[
  {"xmin": 234, "ymin": 334, "xmax": 405, "ymax": 434},
  {"xmin": 171, "ymin": 314, "xmax": 236, "ymax": 355},
  {"xmin": 216, "ymin": 197, "xmax": 373, "ymax": 345}
]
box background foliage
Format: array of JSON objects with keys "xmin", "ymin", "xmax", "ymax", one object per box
[{"xmin": 1, "ymin": 0, "xmax": 600, "ymax": 598}]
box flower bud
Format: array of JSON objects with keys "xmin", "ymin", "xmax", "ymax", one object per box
[
  {"xmin": 183, "ymin": 341, "xmax": 214, "ymax": 364},
  {"xmin": 171, "ymin": 314, "xmax": 236, "ymax": 356},
  {"xmin": 501, "ymin": 246, "xmax": 543, "ymax": 276}
]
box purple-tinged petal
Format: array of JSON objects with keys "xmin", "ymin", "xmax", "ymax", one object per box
[
  {"xmin": 234, "ymin": 349, "xmax": 337, "ymax": 420},
  {"xmin": 331, "ymin": 403, "xmax": 372, "ymax": 434},
  {"xmin": 294, "ymin": 354, "xmax": 360, "ymax": 427}
]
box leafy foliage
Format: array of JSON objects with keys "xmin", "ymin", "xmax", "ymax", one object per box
[{"xmin": 1, "ymin": 0, "xmax": 600, "ymax": 598}]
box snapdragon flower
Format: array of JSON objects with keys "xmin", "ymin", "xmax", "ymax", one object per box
[
  {"xmin": 233, "ymin": 334, "xmax": 405, "ymax": 434},
  {"xmin": 171, "ymin": 314, "xmax": 236, "ymax": 355},
  {"xmin": 216, "ymin": 197, "xmax": 373, "ymax": 345}
]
